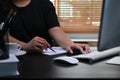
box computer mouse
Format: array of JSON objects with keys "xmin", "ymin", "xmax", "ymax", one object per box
[{"xmin": 53, "ymin": 56, "xmax": 79, "ymax": 65}]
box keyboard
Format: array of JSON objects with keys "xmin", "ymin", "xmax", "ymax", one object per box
[{"xmin": 72, "ymin": 47, "xmax": 120, "ymax": 62}]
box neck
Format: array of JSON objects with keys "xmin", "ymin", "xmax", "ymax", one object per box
[{"xmin": 13, "ymin": 0, "xmax": 31, "ymax": 7}]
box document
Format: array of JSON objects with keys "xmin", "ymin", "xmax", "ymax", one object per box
[
  {"xmin": 43, "ymin": 47, "xmax": 67, "ymax": 56},
  {"xmin": 106, "ymin": 56, "xmax": 120, "ymax": 65}
]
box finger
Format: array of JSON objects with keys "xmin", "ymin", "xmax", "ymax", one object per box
[
  {"xmin": 35, "ymin": 42, "xmax": 47, "ymax": 51},
  {"xmin": 72, "ymin": 44, "xmax": 87, "ymax": 54},
  {"xmin": 32, "ymin": 37, "xmax": 48, "ymax": 50},
  {"xmin": 77, "ymin": 46, "xmax": 85, "ymax": 54},
  {"xmin": 30, "ymin": 39, "xmax": 46, "ymax": 51},
  {"xmin": 82, "ymin": 44, "xmax": 91, "ymax": 53},
  {"xmin": 36, "ymin": 37, "xmax": 50, "ymax": 49},
  {"xmin": 68, "ymin": 45, "xmax": 85, "ymax": 54},
  {"xmin": 67, "ymin": 47, "xmax": 73, "ymax": 54},
  {"xmin": 34, "ymin": 46, "xmax": 44, "ymax": 53}
]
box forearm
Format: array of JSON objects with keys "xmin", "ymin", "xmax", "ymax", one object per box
[
  {"xmin": 8, "ymin": 34, "xmax": 26, "ymax": 47},
  {"xmin": 49, "ymin": 27, "xmax": 74, "ymax": 49},
  {"xmin": 55, "ymin": 34, "xmax": 74, "ymax": 49}
]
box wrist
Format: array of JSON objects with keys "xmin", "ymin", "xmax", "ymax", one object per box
[{"xmin": 65, "ymin": 42, "xmax": 74, "ymax": 49}]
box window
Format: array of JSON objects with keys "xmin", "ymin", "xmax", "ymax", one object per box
[{"xmin": 50, "ymin": 0, "xmax": 103, "ymax": 33}]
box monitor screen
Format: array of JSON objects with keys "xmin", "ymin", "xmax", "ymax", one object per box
[{"xmin": 98, "ymin": 0, "xmax": 120, "ymax": 51}]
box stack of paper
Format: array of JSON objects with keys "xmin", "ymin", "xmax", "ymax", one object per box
[{"xmin": 0, "ymin": 54, "xmax": 19, "ymax": 77}]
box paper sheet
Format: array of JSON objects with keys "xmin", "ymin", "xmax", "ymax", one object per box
[
  {"xmin": 43, "ymin": 47, "xmax": 67, "ymax": 56},
  {"xmin": 106, "ymin": 56, "xmax": 120, "ymax": 65}
]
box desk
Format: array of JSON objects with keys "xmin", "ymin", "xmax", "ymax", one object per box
[{"xmin": 2, "ymin": 52, "xmax": 119, "ymax": 79}]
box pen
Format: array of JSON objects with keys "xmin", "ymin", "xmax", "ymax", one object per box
[{"xmin": 49, "ymin": 47, "xmax": 56, "ymax": 53}]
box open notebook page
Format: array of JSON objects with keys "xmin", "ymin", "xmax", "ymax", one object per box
[{"xmin": 42, "ymin": 47, "xmax": 67, "ymax": 56}]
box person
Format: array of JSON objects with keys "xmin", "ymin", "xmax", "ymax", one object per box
[{"xmin": 0, "ymin": 0, "xmax": 91, "ymax": 54}]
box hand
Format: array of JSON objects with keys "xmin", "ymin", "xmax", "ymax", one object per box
[
  {"xmin": 22, "ymin": 36, "xmax": 50, "ymax": 53},
  {"xmin": 66, "ymin": 43, "xmax": 91, "ymax": 54}
]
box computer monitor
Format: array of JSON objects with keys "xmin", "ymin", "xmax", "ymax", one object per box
[{"xmin": 98, "ymin": 0, "xmax": 120, "ymax": 51}]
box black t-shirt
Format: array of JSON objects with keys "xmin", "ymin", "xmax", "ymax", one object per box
[{"xmin": 9, "ymin": 0, "xmax": 60, "ymax": 44}]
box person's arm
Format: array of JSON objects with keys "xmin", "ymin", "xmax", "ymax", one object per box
[
  {"xmin": 8, "ymin": 33, "xmax": 26, "ymax": 47},
  {"xmin": 49, "ymin": 27, "xmax": 91, "ymax": 54},
  {"xmin": 8, "ymin": 33, "xmax": 49, "ymax": 53},
  {"xmin": 49, "ymin": 27, "xmax": 73, "ymax": 48}
]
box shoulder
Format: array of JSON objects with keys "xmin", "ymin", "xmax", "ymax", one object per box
[
  {"xmin": 32, "ymin": 0, "xmax": 51, "ymax": 4},
  {"xmin": 32, "ymin": 0, "xmax": 53, "ymax": 7}
]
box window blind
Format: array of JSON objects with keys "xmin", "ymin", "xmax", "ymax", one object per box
[{"xmin": 50, "ymin": 0, "xmax": 103, "ymax": 33}]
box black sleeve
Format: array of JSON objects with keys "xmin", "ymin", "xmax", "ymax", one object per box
[{"xmin": 42, "ymin": 0, "xmax": 60, "ymax": 29}]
